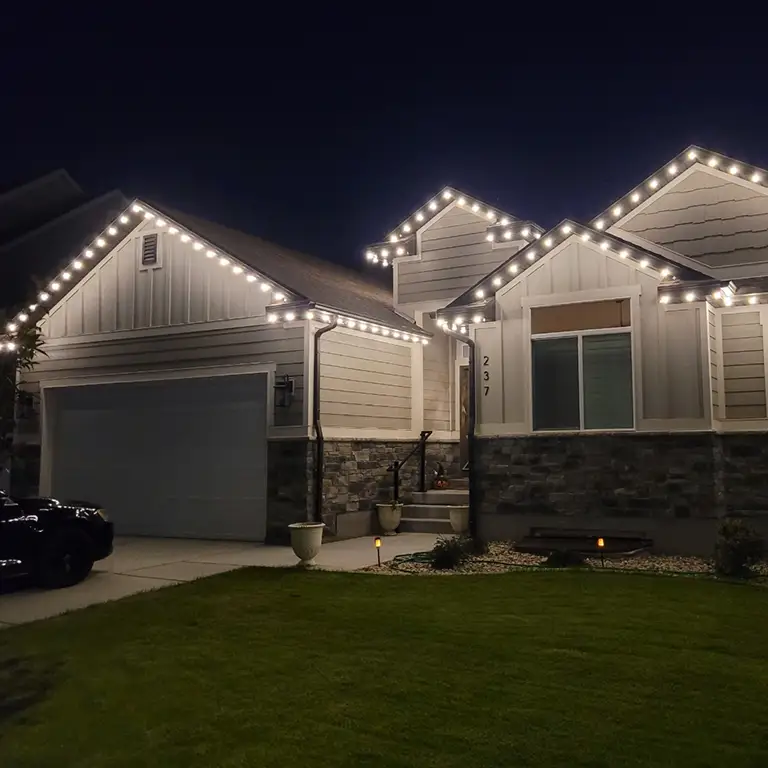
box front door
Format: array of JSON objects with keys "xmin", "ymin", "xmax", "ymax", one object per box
[{"xmin": 459, "ymin": 365, "xmax": 469, "ymax": 470}]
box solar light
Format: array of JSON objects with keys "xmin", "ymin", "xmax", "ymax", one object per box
[{"xmin": 374, "ymin": 536, "xmax": 382, "ymax": 566}]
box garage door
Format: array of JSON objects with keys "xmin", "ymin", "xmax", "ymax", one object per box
[{"xmin": 46, "ymin": 373, "xmax": 268, "ymax": 541}]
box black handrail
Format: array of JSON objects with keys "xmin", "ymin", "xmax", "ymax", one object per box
[{"xmin": 386, "ymin": 430, "xmax": 432, "ymax": 503}]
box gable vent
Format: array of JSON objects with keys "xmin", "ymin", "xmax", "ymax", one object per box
[{"xmin": 142, "ymin": 234, "xmax": 158, "ymax": 265}]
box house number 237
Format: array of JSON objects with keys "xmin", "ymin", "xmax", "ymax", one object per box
[{"xmin": 482, "ymin": 355, "xmax": 490, "ymax": 396}]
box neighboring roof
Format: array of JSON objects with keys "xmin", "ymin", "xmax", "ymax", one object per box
[
  {"xmin": 443, "ymin": 218, "xmax": 712, "ymax": 314},
  {"xmin": 363, "ymin": 186, "xmax": 543, "ymax": 266},
  {"xmin": 0, "ymin": 190, "xmax": 128, "ymax": 310},
  {"xmin": 154, "ymin": 204, "xmax": 422, "ymax": 334},
  {"xmin": 0, "ymin": 169, "xmax": 86, "ymax": 245}
]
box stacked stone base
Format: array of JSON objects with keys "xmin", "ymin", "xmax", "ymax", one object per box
[
  {"xmin": 476, "ymin": 432, "xmax": 768, "ymax": 555},
  {"xmin": 266, "ymin": 438, "xmax": 462, "ymax": 542}
]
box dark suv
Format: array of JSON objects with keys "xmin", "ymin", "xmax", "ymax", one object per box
[{"xmin": 0, "ymin": 490, "xmax": 113, "ymax": 588}]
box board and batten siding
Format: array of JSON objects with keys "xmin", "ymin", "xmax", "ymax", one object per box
[
  {"xmin": 319, "ymin": 328, "xmax": 412, "ymax": 430},
  {"xmin": 483, "ymin": 237, "xmax": 708, "ymax": 433},
  {"xmin": 42, "ymin": 218, "xmax": 271, "ymax": 339},
  {"xmin": 24, "ymin": 218, "xmax": 306, "ymax": 428},
  {"xmin": 422, "ymin": 314, "xmax": 452, "ymax": 431},
  {"xmin": 619, "ymin": 169, "xmax": 768, "ymax": 269},
  {"xmin": 396, "ymin": 206, "xmax": 523, "ymax": 306},
  {"xmin": 721, "ymin": 311, "xmax": 767, "ymax": 419}
]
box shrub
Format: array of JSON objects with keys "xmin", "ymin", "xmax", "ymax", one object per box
[
  {"xmin": 430, "ymin": 536, "xmax": 471, "ymax": 570},
  {"xmin": 714, "ymin": 518, "xmax": 764, "ymax": 578},
  {"xmin": 463, "ymin": 536, "xmax": 489, "ymax": 556}
]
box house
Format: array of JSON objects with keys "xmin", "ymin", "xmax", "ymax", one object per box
[
  {"xmin": 424, "ymin": 146, "xmax": 768, "ymax": 553},
  {"xmin": 0, "ymin": 183, "xmax": 469, "ymax": 542},
  {"xmin": 4, "ymin": 146, "xmax": 768, "ymax": 553}
]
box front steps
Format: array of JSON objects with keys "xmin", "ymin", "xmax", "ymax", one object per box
[{"xmin": 399, "ymin": 485, "xmax": 469, "ymax": 534}]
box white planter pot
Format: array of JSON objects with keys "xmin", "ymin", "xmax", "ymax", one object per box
[
  {"xmin": 449, "ymin": 507, "xmax": 469, "ymax": 534},
  {"xmin": 288, "ymin": 522, "xmax": 325, "ymax": 566},
  {"xmin": 377, "ymin": 503, "xmax": 403, "ymax": 535}
]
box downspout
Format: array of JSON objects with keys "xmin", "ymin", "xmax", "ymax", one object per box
[
  {"xmin": 312, "ymin": 318, "xmax": 338, "ymax": 525},
  {"xmin": 442, "ymin": 328, "xmax": 477, "ymax": 539}
]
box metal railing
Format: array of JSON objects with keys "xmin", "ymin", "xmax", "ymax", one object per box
[{"xmin": 386, "ymin": 430, "xmax": 432, "ymax": 503}]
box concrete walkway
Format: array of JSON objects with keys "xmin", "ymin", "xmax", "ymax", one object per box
[{"xmin": 0, "ymin": 533, "xmax": 437, "ymax": 627}]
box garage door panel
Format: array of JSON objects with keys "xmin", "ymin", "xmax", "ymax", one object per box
[{"xmin": 48, "ymin": 374, "xmax": 267, "ymax": 541}]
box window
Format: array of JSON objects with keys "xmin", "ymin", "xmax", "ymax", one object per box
[
  {"xmin": 141, "ymin": 234, "xmax": 159, "ymax": 266},
  {"xmin": 531, "ymin": 300, "xmax": 633, "ymax": 431}
]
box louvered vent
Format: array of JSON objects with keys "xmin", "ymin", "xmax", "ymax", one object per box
[{"xmin": 142, "ymin": 234, "xmax": 158, "ymax": 265}]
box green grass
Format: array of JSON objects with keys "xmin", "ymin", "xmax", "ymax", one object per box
[{"xmin": 1, "ymin": 570, "xmax": 768, "ymax": 767}]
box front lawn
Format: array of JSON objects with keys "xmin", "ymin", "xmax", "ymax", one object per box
[{"xmin": 2, "ymin": 569, "xmax": 767, "ymax": 767}]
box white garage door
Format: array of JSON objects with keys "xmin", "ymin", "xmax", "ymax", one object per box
[{"xmin": 46, "ymin": 373, "xmax": 268, "ymax": 541}]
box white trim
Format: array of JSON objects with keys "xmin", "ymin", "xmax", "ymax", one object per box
[
  {"xmin": 269, "ymin": 425, "xmax": 312, "ymax": 440},
  {"xmin": 320, "ymin": 427, "xmax": 433, "ymax": 441},
  {"xmin": 697, "ymin": 301, "xmax": 713, "ymax": 428},
  {"xmin": 637, "ymin": 418, "xmax": 711, "ymax": 431},
  {"xmin": 531, "ymin": 326, "xmax": 632, "ymax": 340},
  {"xmin": 715, "ymin": 418, "xmax": 768, "ymax": 432},
  {"xmin": 716, "ymin": 307, "xmax": 725, "ymax": 422},
  {"xmin": 39, "ymin": 362, "xmax": 275, "ymax": 496},
  {"xmin": 303, "ymin": 318, "xmax": 314, "ymax": 429}
]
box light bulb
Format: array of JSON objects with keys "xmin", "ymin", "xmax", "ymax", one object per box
[
  {"xmin": 724, "ymin": 296, "xmax": 733, "ymax": 306},
  {"xmin": 631, "ymin": 192, "xmax": 640, "ymax": 203},
  {"xmin": 359, "ymin": 322, "xmax": 367, "ymax": 330},
  {"xmin": 612, "ymin": 206, "xmax": 622, "ymax": 217},
  {"xmin": 500, "ymin": 217, "xmax": 509, "ymax": 226},
  {"xmin": 649, "ymin": 178, "xmax": 659, "ymax": 189},
  {"xmin": 472, "ymin": 314, "xmax": 482, "ymax": 323},
  {"xmin": 600, "ymin": 241, "xmax": 609, "ymax": 251},
  {"xmin": 543, "ymin": 237, "xmax": 552, "ymax": 247},
  {"xmin": 595, "ymin": 220, "xmax": 605, "ymax": 230},
  {"xmin": 521, "ymin": 227, "xmax": 530, "ymax": 237},
  {"xmin": 526, "ymin": 251, "xmax": 536, "ymax": 261},
  {"xmin": 421, "ymin": 339, "xmax": 428, "ymax": 345},
  {"xmin": 457, "ymin": 196, "xmax": 466, "ymax": 206},
  {"xmin": 581, "ymin": 232, "xmax": 591, "ymax": 241},
  {"xmin": 96, "ymin": 238, "xmax": 106, "ymax": 248},
  {"xmin": 389, "ymin": 235, "xmax": 397, "ymax": 243},
  {"xmin": 169, "ymin": 227, "xmax": 178, "ymax": 235},
  {"xmin": 562, "ymin": 224, "xmax": 572, "ymax": 234},
  {"xmin": 120, "ymin": 215, "xmax": 129, "ymax": 224},
  {"xmin": 18, "ymin": 313, "xmax": 28, "ymax": 322},
  {"xmin": 660, "ymin": 268, "xmax": 671, "ymax": 277},
  {"xmin": 751, "ymin": 172, "xmax": 763, "ymax": 183},
  {"xmin": 7, "ymin": 323, "xmax": 17, "ymax": 332},
  {"xmin": 144, "ymin": 211, "xmax": 154, "ymax": 219},
  {"xmin": 156, "ymin": 219, "xmax": 166, "ymax": 227},
  {"xmin": 306, "ymin": 311, "xmax": 314, "ymax": 320},
  {"xmin": 321, "ymin": 313, "xmax": 331, "ymax": 322},
  {"xmin": 273, "ymin": 292, "xmax": 285, "ymax": 301},
  {"xmin": 366, "ymin": 251, "xmax": 375, "ymax": 260},
  {"xmin": 39, "ymin": 292, "xmax": 50, "ymax": 301},
  {"xmin": 619, "ymin": 249, "xmax": 629, "ymax": 258},
  {"xmin": 660, "ymin": 295, "xmax": 671, "ymax": 304},
  {"xmin": 393, "ymin": 331, "xmax": 400, "ymax": 338},
  {"xmin": 62, "ymin": 271, "xmax": 71, "ymax": 280},
  {"xmin": 486, "ymin": 233, "xmax": 495, "ymax": 242},
  {"xmin": 685, "ymin": 292, "xmax": 696, "ymax": 302},
  {"xmin": 508, "ymin": 264, "xmax": 518, "ymax": 274},
  {"xmin": 492, "ymin": 276, "xmax": 502, "ymax": 287},
  {"xmin": 206, "ymin": 250, "xmax": 216, "ymax": 258},
  {"xmin": 246, "ymin": 275, "xmax": 257, "ymax": 282},
  {"xmin": 396, "ymin": 247, "xmax": 405, "ymax": 256},
  {"xmin": 267, "ymin": 313, "xmax": 278, "ymax": 323},
  {"xmin": 219, "ymin": 257, "xmax": 229, "ymax": 266},
  {"xmin": 193, "ymin": 242, "xmax": 204, "ymax": 251},
  {"xmin": 687, "ymin": 150, "xmax": 697, "ymax": 160},
  {"xmin": 261, "ymin": 284, "xmax": 271, "ymax": 292},
  {"xmin": 73, "ymin": 260, "xmax": 83, "ymax": 270},
  {"xmin": 403, "ymin": 224, "xmax": 411, "ymax": 233},
  {"xmin": 504, "ymin": 230, "xmax": 513, "ymax": 240},
  {"xmin": 639, "ymin": 259, "xmax": 649, "ymax": 269},
  {"xmin": 372, "ymin": 326, "xmax": 380, "ymax": 333},
  {"xmin": 455, "ymin": 316, "xmax": 464, "ymax": 324},
  {"xmin": 471, "ymin": 203, "xmax": 480, "ymax": 213},
  {"xmin": 749, "ymin": 296, "xmax": 758, "ymax": 305},
  {"xmin": 416, "ymin": 212, "xmax": 424, "ymax": 222},
  {"xmin": 442, "ymin": 190, "xmax": 453, "ymax": 200},
  {"xmin": 708, "ymin": 157, "xmax": 718, "ymax": 167},
  {"xmin": 428, "ymin": 201, "xmax": 437, "ymax": 210},
  {"xmin": 84, "ymin": 249, "xmax": 94, "ymax": 258},
  {"xmin": 486, "ymin": 210, "xmax": 495, "ymax": 220},
  {"xmin": 285, "ymin": 312, "xmax": 296, "ymax": 321},
  {"xmin": 108, "ymin": 226, "xmax": 118, "ymax": 235},
  {"xmin": 474, "ymin": 289, "xmax": 484, "ymax": 299},
  {"xmin": 132, "ymin": 204, "xmax": 142, "ymax": 213},
  {"xmin": 667, "ymin": 164, "xmax": 678, "ymax": 176},
  {"xmin": 180, "ymin": 234, "xmax": 190, "ymax": 243},
  {"xmin": 233, "ymin": 266, "xmax": 243, "ymax": 275},
  {"xmin": 729, "ymin": 165, "xmax": 740, "ymax": 175},
  {"xmin": 50, "ymin": 281, "xmax": 60, "ymax": 291},
  {"xmin": 381, "ymin": 248, "xmax": 389, "ymax": 258}
]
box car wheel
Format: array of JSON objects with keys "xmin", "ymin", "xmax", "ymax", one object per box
[{"xmin": 37, "ymin": 529, "xmax": 95, "ymax": 589}]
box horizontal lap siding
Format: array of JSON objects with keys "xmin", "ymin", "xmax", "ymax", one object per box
[
  {"xmin": 722, "ymin": 311, "xmax": 766, "ymax": 419},
  {"xmin": 320, "ymin": 329, "xmax": 411, "ymax": 429},
  {"xmin": 422, "ymin": 315, "xmax": 451, "ymax": 431},
  {"xmin": 22, "ymin": 324, "xmax": 306, "ymax": 428},
  {"xmin": 397, "ymin": 207, "xmax": 519, "ymax": 305},
  {"xmin": 622, "ymin": 170, "xmax": 768, "ymax": 268}
]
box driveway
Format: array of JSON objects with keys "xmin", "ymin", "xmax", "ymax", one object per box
[{"xmin": 0, "ymin": 533, "xmax": 437, "ymax": 627}]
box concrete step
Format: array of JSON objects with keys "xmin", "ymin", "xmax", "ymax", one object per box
[
  {"xmin": 410, "ymin": 489, "xmax": 469, "ymax": 505},
  {"xmin": 399, "ymin": 517, "xmax": 454, "ymax": 534},
  {"xmin": 449, "ymin": 477, "xmax": 469, "ymax": 490},
  {"xmin": 400, "ymin": 503, "xmax": 466, "ymax": 520}
]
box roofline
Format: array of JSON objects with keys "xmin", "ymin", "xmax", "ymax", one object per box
[
  {"xmin": 443, "ymin": 218, "xmax": 711, "ymax": 312},
  {"xmin": 593, "ymin": 144, "xmax": 768, "ymax": 236},
  {"xmin": 0, "ymin": 189, "xmax": 126, "ymax": 254}
]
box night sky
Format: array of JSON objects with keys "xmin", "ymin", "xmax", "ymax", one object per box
[{"xmin": 2, "ymin": 45, "xmax": 766, "ymax": 274}]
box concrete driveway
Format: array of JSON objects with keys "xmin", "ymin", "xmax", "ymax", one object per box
[{"xmin": 0, "ymin": 533, "xmax": 437, "ymax": 627}]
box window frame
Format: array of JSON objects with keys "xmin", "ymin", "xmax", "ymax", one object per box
[{"xmin": 522, "ymin": 287, "xmax": 642, "ymax": 434}]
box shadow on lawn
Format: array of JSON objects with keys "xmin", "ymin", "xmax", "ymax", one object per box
[{"xmin": 0, "ymin": 651, "xmax": 61, "ymax": 726}]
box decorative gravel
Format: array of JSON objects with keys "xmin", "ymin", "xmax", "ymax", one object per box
[{"xmin": 363, "ymin": 540, "xmax": 768, "ymax": 578}]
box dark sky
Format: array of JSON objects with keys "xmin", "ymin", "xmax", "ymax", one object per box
[{"xmin": 3, "ymin": 45, "xmax": 767, "ymax": 273}]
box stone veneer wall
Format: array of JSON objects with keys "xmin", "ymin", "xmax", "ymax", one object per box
[
  {"xmin": 475, "ymin": 432, "xmax": 768, "ymax": 554},
  {"xmin": 322, "ymin": 440, "xmax": 461, "ymax": 518}
]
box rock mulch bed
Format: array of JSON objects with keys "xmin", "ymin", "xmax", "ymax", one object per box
[{"xmin": 363, "ymin": 540, "xmax": 768, "ymax": 578}]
